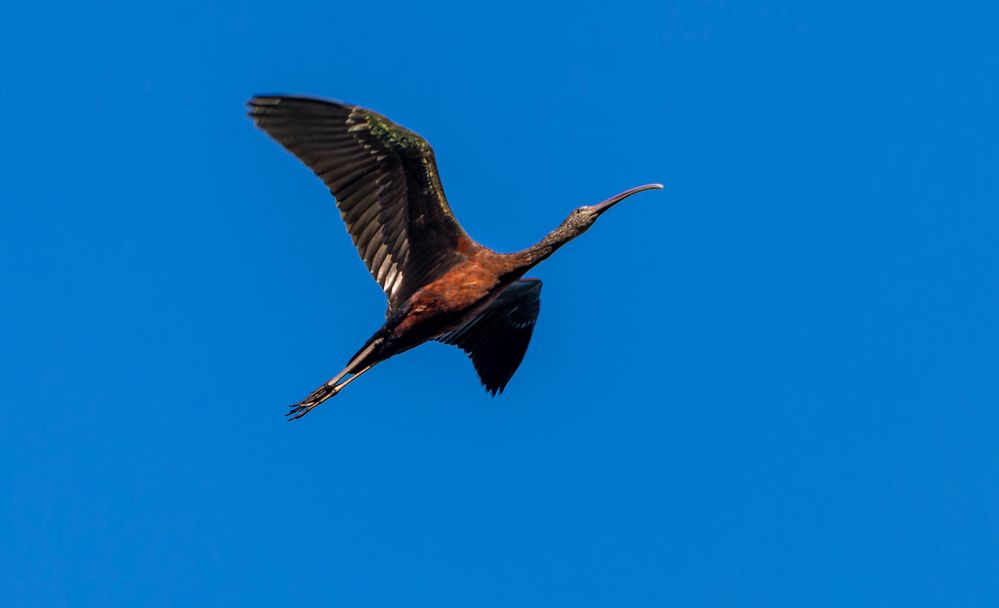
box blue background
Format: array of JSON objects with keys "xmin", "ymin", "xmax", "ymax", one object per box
[{"xmin": 3, "ymin": 1, "xmax": 998, "ymax": 605}]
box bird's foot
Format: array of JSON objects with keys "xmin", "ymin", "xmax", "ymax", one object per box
[{"xmin": 286, "ymin": 383, "xmax": 338, "ymax": 421}]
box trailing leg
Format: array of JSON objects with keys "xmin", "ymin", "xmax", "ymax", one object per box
[{"xmin": 285, "ymin": 336, "xmax": 385, "ymax": 420}]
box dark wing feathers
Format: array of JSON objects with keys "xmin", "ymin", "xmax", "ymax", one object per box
[
  {"xmin": 438, "ymin": 279, "xmax": 542, "ymax": 395},
  {"xmin": 248, "ymin": 95, "xmax": 471, "ymax": 310}
]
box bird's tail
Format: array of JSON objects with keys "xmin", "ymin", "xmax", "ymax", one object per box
[{"xmin": 286, "ymin": 334, "xmax": 387, "ymax": 420}]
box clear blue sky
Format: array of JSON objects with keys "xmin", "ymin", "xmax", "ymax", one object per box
[{"xmin": 2, "ymin": 1, "xmax": 997, "ymax": 605}]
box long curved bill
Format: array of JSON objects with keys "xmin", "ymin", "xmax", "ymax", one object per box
[{"xmin": 592, "ymin": 183, "xmax": 664, "ymax": 215}]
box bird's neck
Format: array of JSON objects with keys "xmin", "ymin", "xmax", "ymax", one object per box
[{"xmin": 515, "ymin": 223, "xmax": 576, "ymax": 270}]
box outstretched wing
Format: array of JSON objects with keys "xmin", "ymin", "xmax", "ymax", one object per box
[
  {"xmin": 248, "ymin": 95, "xmax": 474, "ymax": 311},
  {"xmin": 437, "ymin": 279, "xmax": 542, "ymax": 395}
]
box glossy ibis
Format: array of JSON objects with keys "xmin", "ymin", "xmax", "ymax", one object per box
[{"xmin": 248, "ymin": 95, "xmax": 662, "ymax": 419}]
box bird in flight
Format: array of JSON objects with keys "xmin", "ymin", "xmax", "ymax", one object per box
[{"xmin": 248, "ymin": 95, "xmax": 662, "ymax": 419}]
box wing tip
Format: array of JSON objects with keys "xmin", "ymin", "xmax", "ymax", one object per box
[
  {"xmin": 246, "ymin": 94, "xmax": 356, "ymax": 128},
  {"xmin": 247, "ymin": 94, "xmax": 353, "ymax": 112},
  {"xmin": 482, "ymin": 382, "xmax": 504, "ymax": 397},
  {"xmin": 246, "ymin": 95, "xmax": 284, "ymax": 122}
]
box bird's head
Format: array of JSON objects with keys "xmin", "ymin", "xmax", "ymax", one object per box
[
  {"xmin": 521, "ymin": 183, "xmax": 665, "ymax": 268},
  {"xmin": 560, "ymin": 183, "xmax": 664, "ymax": 235}
]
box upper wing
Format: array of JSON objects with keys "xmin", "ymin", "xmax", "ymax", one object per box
[
  {"xmin": 248, "ymin": 95, "xmax": 474, "ymax": 311},
  {"xmin": 437, "ymin": 279, "xmax": 542, "ymax": 395}
]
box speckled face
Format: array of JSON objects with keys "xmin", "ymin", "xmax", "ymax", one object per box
[{"xmin": 563, "ymin": 206, "xmax": 600, "ymax": 234}]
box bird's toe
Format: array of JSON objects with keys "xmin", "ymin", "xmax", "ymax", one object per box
[{"xmin": 285, "ymin": 384, "xmax": 338, "ymax": 420}]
